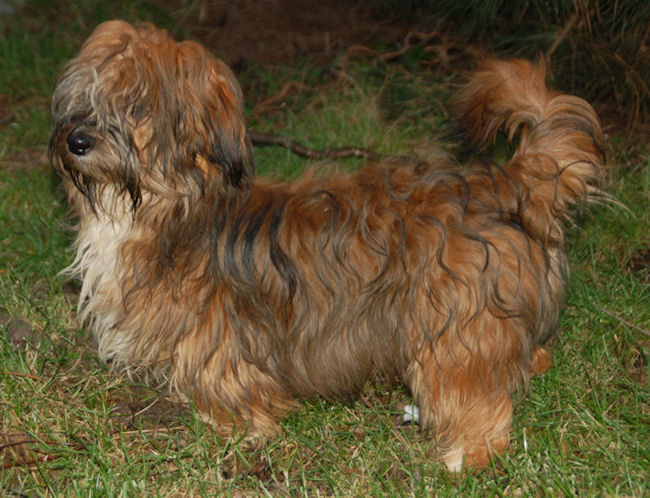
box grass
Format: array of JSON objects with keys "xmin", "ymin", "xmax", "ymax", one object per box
[{"xmin": 1, "ymin": 1, "xmax": 648, "ymax": 495}]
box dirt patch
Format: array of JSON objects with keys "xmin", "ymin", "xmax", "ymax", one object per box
[
  {"xmin": 107, "ymin": 384, "xmax": 189, "ymax": 428},
  {"xmin": 627, "ymin": 247, "xmax": 650, "ymax": 282},
  {"xmin": 0, "ymin": 310, "xmax": 40, "ymax": 349},
  {"xmin": 172, "ymin": 0, "xmax": 408, "ymax": 68}
]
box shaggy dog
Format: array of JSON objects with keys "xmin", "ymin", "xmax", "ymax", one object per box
[{"xmin": 50, "ymin": 20, "xmax": 605, "ymax": 470}]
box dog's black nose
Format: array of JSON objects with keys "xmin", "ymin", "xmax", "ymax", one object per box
[{"xmin": 67, "ymin": 131, "xmax": 95, "ymax": 156}]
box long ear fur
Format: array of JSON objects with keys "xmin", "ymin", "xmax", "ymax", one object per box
[
  {"xmin": 171, "ymin": 39, "xmax": 255, "ymax": 189},
  {"xmin": 129, "ymin": 26, "xmax": 254, "ymax": 193}
]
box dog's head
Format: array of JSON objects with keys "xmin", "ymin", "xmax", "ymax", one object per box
[{"xmin": 50, "ymin": 20, "xmax": 254, "ymax": 212}]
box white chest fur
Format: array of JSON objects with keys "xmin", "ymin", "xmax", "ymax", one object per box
[{"xmin": 66, "ymin": 207, "xmax": 134, "ymax": 367}]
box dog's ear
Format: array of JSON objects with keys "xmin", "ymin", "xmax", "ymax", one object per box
[{"xmin": 174, "ymin": 41, "xmax": 255, "ymax": 189}]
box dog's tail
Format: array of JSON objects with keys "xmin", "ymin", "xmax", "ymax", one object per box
[{"xmin": 454, "ymin": 59, "xmax": 606, "ymax": 241}]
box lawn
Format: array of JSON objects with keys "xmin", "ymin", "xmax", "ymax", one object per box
[{"xmin": 1, "ymin": 1, "xmax": 648, "ymax": 495}]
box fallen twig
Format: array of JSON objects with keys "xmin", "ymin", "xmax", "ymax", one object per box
[
  {"xmin": 248, "ymin": 131, "xmax": 420, "ymax": 165},
  {"xmin": 252, "ymin": 81, "xmax": 314, "ymax": 116},
  {"xmin": 546, "ymin": 13, "xmax": 578, "ymax": 60},
  {"xmin": 1, "ymin": 454, "xmax": 63, "ymax": 469},
  {"xmin": 601, "ymin": 307, "xmax": 650, "ymax": 337},
  {"xmin": 0, "ymin": 436, "xmax": 76, "ymax": 469},
  {"xmin": 1, "ymin": 433, "xmax": 92, "ymax": 469},
  {"xmin": 2, "ymin": 371, "xmax": 43, "ymax": 381},
  {"xmin": 341, "ymin": 29, "xmax": 443, "ymax": 67}
]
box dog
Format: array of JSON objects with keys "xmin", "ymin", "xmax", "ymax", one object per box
[{"xmin": 50, "ymin": 20, "xmax": 605, "ymax": 471}]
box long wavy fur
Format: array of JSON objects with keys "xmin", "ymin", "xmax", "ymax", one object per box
[{"xmin": 50, "ymin": 21, "xmax": 605, "ymax": 471}]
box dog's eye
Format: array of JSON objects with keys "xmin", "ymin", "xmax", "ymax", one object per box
[{"xmin": 67, "ymin": 131, "xmax": 95, "ymax": 156}]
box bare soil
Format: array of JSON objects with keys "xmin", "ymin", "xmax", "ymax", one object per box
[{"xmin": 172, "ymin": 0, "xmax": 410, "ymax": 68}]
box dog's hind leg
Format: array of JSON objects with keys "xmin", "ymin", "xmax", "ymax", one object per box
[
  {"xmin": 406, "ymin": 311, "xmax": 528, "ymax": 471},
  {"xmin": 408, "ymin": 347, "xmax": 514, "ymax": 471},
  {"xmin": 530, "ymin": 346, "xmax": 552, "ymax": 376}
]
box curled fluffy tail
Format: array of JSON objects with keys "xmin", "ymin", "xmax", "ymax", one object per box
[{"xmin": 454, "ymin": 59, "xmax": 606, "ymax": 239}]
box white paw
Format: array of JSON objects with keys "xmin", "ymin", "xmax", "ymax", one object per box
[
  {"xmin": 402, "ymin": 404, "xmax": 420, "ymax": 424},
  {"xmin": 442, "ymin": 447, "xmax": 464, "ymax": 472}
]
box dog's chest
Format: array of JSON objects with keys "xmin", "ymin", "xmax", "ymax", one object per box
[{"xmin": 69, "ymin": 211, "xmax": 133, "ymax": 343}]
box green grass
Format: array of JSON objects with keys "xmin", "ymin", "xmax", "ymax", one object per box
[{"xmin": 1, "ymin": 1, "xmax": 648, "ymax": 495}]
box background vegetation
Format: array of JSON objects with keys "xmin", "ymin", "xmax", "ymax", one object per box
[
  {"xmin": 368, "ymin": 0, "xmax": 649, "ymax": 137},
  {"xmin": 1, "ymin": 0, "xmax": 648, "ymax": 495}
]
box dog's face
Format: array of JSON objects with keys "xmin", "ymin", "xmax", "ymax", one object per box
[{"xmin": 50, "ymin": 20, "xmax": 254, "ymax": 211}]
